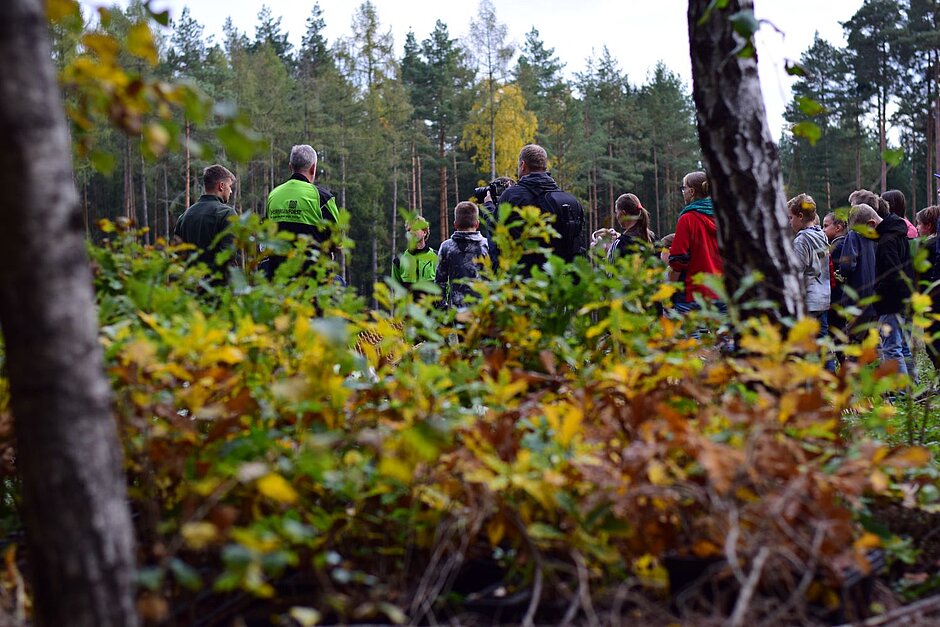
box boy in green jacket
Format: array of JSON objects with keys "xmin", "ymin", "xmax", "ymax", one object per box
[{"xmin": 392, "ymin": 216, "xmax": 437, "ymax": 287}]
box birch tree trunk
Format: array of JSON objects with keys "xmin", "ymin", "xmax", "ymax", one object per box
[
  {"xmin": 687, "ymin": 0, "xmax": 805, "ymax": 321},
  {"xmin": 0, "ymin": 1, "xmax": 138, "ymax": 625}
]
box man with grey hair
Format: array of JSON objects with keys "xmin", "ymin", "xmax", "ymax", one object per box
[
  {"xmin": 495, "ymin": 143, "xmax": 585, "ymax": 274},
  {"xmin": 174, "ymin": 163, "xmax": 237, "ymax": 283},
  {"xmin": 264, "ymin": 144, "xmax": 341, "ymax": 278}
]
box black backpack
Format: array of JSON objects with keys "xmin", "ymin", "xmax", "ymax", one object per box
[{"xmin": 538, "ymin": 190, "xmax": 586, "ymax": 261}]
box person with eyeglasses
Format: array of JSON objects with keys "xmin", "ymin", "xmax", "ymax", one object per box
[{"xmin": 668, "ymin": 171, "xmax": 725, "ymax": 316}]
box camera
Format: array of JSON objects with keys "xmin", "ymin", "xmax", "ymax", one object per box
[{"xmin": 470, "ymin": 177, "xmax": 515, "ymax": 204}]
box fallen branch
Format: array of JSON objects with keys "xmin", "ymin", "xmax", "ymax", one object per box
[
  {"xmin": 834, "ymin": 593, "xmax": 940, "ymax": 627},
  {"xmin": 729, "ymin": 546, "xmax": 770, "ymax": 627}
]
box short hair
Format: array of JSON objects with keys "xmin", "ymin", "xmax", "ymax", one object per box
[
  {"xmin": 848, "ymin": 203, "xmax": 879, "ymax": 229},
  {"xmin": 518, "ymin": 144, "xmax": 548, "ymax": 172},
  {"xmin": 848, "ymin": 189, "xmax": 888, "ymax": 218},
  {"xmin": 787, "ymin": 193, "xmax": 817, "ymax": 223},
  {"xmin": 203, "ymin": 164, "xmax": 234, "ymax": 190},
  {"xmin": 916, "ymin": 205, "xmax": 940, "ymax": 233},
  {"xmin": 454, "ymin": 201, "xmax": 479, "ymax": 230},
  {"xmin": 408, "ymin": 216, "xmax": 429, "ymax": 231},
  {"xmin": 289, "ymin": 144, "xmax": 318, "ymax": 172},
  {"xmin": 683, "ymin": 171, "xmax": 709, "ymax": 198},
  {"xmin": 882, "ymin": 189, "xmax": 907, "ymax": 218},
  {"xmin": 823, "ymin": 211, "xmax": 847, "ymax": 230}
]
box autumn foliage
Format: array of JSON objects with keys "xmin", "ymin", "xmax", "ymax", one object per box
[{"xmin": 2, "ymin": 213, "xmax": 935, "ymax": 625}]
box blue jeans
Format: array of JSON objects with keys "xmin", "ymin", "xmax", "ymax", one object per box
[
  {"xmin": 812, "ymin": 310, "xmax": 838, "ymax": 372},
  {"xmin": 878, "ymin": 313, "xmax": 910, "ymax": 377}
]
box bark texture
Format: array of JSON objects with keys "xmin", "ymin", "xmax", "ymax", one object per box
[
  {"xmin": 0, "ymin": 1, "xmax": 138, "ymax": 625},
  {"xmin": 687, "ymin": 0, "xmax": 805, "ymax": 320}
]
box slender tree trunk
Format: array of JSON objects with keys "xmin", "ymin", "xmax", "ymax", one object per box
[
  {"xmin": 163, "ymin": 162, "xmax": 170, "ymax": 239},
  {"xmin": 687, "ymin": 0, "xmax": 805, "ymax": 320},
  {"xmin": 653, "ymin": 144, "xmax": 661, "ymax": 236},
  {"xmin": 392, "ymin": 162, "xmax": 398, "ymax": 259},
  {"xmin": 0, "ymin": 2, "xmax": 138, "ymax": 625},
  {"xmin": 453, "ymin": 150, "xmax": 459, "ymax": 207},
  {"xmin": 82, "ymin": 178, "xmax": 89, "ymax": 238},
  {"xmin": 489, "ymin": 79, "xmax": 497, "ymax": 180},
  {"xmin": 184, "ymin": 118, "xmax": 191, "ymax": 210},
  {"xmin": 439, "ymin": 127, "xmax": 448, "ymax": 242},
  {"xmin": 139, "ymin": 137, "xmax": 149, "ymax": 244},
  {"xmin": 879, "ymin": 85, "xmax": 887, "ymax": 194},
  {"xmin": 417, "ymin": 155, "xmax": 423, "ymax": 213}
]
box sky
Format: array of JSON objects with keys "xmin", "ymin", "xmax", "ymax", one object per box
[{"xmin": 98, "ymin": 0, "xmax": 864, "ymax": 140}]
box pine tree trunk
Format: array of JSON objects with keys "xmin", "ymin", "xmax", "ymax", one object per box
[
  {"xmin": 453, "ymin": 150, "xmax": 459, "ymax": 207},
  {"xmin": 0, "ymin": 2, "xmax": 138, "ymax": 625},
  {"xmin": 139, "ymin": 137, "xmax": 149, "ymax": 244},
  {"xmin": 653, "ymin": 144, "xmax": 661, "ymax": 236},
  {"xmin": 687, "ymin": 0, "xmax": 805, "ymax": 321},
  {"xmin": 392, "ymin": 163, "xmax": 398, "ymax": 259},
  {"xmin": 184, "ymin": 119, "xmax": 191, "ymax": 210},
  {"xmin": 439, "ymin": 128, "xmax": 448, "ymax": 242},
  {"xmin": 163, "ymin": 162, "xmax": 170, "ymax": 239}
]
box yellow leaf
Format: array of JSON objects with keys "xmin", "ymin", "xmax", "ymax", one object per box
[
  {"xmin": 651, "ymin": 283, "xmax": 678, "ymax": 304},
  {"xmin": 46, "ymin": 0, "xmax": 80, "ymax": 22},
  {"xmin": 201, "ymin": 346, "xmax": 244, "ymax": 366},
  {"xmin": 869, "ymin": 469, "xmax": 889, "ymax": 492},
  {"xmin": 544, "ymin": 403, "xmax": 582, "ymax": 447},
  {"xmin": 378, "ymin": 457, "xmax": 413, "ymax": 483},
  {"xmin": 289, "ymin": 607, "xmax": 322, "ymax": 627},
  {"xmin": 910, "ymin": 292, "xmax": 932, "ymax": 315},
  {"xmin": 256, "ymin": 473, "xmax": 298, "ymax": 504},
  {"xmin": 853, "ymin": 532, "xmax": 881, "ymax": 551},
  {"xmin": 180, "ymin": 522, "xmax": 218, "ymax": 550},
  {"xmin": 881, "ymin": 447, "xmax": 932, "ymax": 469},
  {"xmin": 647, "ymin": 460, "xmax": 670, "ymax": 486},
  {"xmin": 126, "ymin": 23, "xmax": 158, "ymax": 65},
  {"xmin": 787, "ymin": 317, "xmax": 820, "ymax": 351},
  {"xmin": 486, "ymin": 517, "xmax": 506, "ymax": 546}
]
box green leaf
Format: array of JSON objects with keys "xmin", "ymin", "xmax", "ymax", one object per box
[
  {"xmin": 527, "ymin": 522, "xmax": 565, "ymax": 541},
  {"xmin": 796, "ymin": 96, "xmax": 826, "ymax": 117},
  {"xmin": 144, "ymin": 0, "xmax": 170, "ymax": 26},
  {"xmin": 792, "ymin": 121, "xmax": 822, "ymax": 146},
  {"xmin": 89, "ymin": 149, "xmax": 117, "ymax": 175},
  {"xmin": 883, "ymin": 148, "xmax": 904, "ymax": 168},
  {"xmin": 169, "ymin": 558, "xmax": 202, "ymax": 591},
  {"xmin": 785, "ymin": 60, "xmax": 809, "ymax": 77},
  {"xmin": 729, "ymin": 10, "xmax": 761, "ymax": 40},
  {"xmin": 698, "ymin": 0, "xmax": 731, "ymax": 26},
  {"xmin": 136, "ymin": 566, "xmax": 164, "ymax": 591},
  {"xmin": 216, "ymin": 121, "xmax": 265, "ymax": 163}
]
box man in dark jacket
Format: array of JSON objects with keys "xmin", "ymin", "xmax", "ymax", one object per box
[
  {"xmin": 174, "ymin": 164, "xmax": 237, "ymax": 281},
  {"xmin": 496, "ymin": 144, "xmax": 585, "ymax": 274},
  {"xmin": 436, "ymin": 202, "xmax": 489, "ymax": 309},
  {"xmin": 849, "ymin": 203, "xmax": 914, "ymax": 377}
]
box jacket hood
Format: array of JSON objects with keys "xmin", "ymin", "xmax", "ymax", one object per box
[
  {"xmin": 517, "ymin": 171, "xmax": 560, "ymax": 195},
  {"xmin": 452, "ymin": 231, "xmax": 485, "ymax": 242},
  {"xmin": 877, "ymin": 214, "xmax": 909, "ymax": 237},
  {"xmin": 800, "ymin": 225, "xmax": 829, "ymax": 248}
]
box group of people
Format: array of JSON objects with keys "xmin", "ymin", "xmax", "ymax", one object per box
[{"xmin": 173, "ymin": 140, "xmax": 940, "ymax": 380}]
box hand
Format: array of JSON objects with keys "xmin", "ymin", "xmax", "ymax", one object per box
[{"xmin": 484, "ymin": 190, "xmax": 493, "ymax": 204}]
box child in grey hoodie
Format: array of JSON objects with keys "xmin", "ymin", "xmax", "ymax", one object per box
[
  {"xmin": 436, "ymin": 201, "xmax": 489, "ymax": 310},
  {"xmin": 788, "ymin": 194, "xmax": 832, "ymax": 330}
]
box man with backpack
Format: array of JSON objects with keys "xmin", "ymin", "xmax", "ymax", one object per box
[{"xmin": 496, "ymin": 144, "xmax": 585, "ymax": 274}]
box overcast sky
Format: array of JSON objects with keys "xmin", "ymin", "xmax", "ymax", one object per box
[{"xmin": 103, "ymin": 0, "xmax": 864, "ymax": 140}]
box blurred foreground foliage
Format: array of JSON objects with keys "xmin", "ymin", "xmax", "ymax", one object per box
[{"xmin": 1, "ymin": 213, "xmax": 938, "ymax": 625}]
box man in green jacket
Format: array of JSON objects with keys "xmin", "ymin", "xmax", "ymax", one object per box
[
  {"xmin": 264, "ymin": 144, "xmax": 341, "ymax": 278},
  {"xmin": 173, "ymin": 164, "xmax": 237, "ymax": 282},
  {"xmin": 392, "ymin": 216, "xmax": 437, "ymax": 287}
]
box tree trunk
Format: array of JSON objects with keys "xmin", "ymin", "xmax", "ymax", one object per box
[
  {"xmin": 453, "ymin": 150, "xmax": 459, "ymax": 207},
  {"xmin": 139, "ymin": 137, "xmax": 149, "ymax": 244},
  {"xmin": 392, "ymin": 162, "xmax": 398, "ymax": 259},
  {"xmin": 184, "ymin": 118, "xmax": 191, "ymax": 210},
  {"xmin": 0, "ymin": 2, "xmax": 138, "ymax": 626},
  {"xmin": 653, "ymin": 144, "xmax": 661, "ymax": 236},
  {"xmin": 687, "ymin": 0, "xmax": 805, "ymax": 321},
  {"xmin": 439, "ymin": 128, "xmax": 448, "ymax": 242},
  {"xmin": 163, "ymin": 162, "xmax": 170, "ymax": 239}
]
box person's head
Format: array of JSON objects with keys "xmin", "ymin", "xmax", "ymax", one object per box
[
  {"xmin": 454, "ymin": 201, "xmax": 479, "ymax": 231},
  {"xmin": 822, "ymin": 211, "xmax": 847, "ymax": 242},
  {"xmin": 407, "ymin": 216, "xmax": 430, "ymax": 248},
  {"xmin": 614, "ymin": 193, "xmax": 653, "ymax": 242},
  {"xmin": 786, "ymin": 193, "xmax": 818, "ymax": 233},
  {"xmin": 203, "ymin": 164, "xmax": 236, "ymax": 203},
  {"xmin": 848, "ymin": 203, "xmax": 882, "ymax": 232},
  {"xmin": 848, "ymin": 189, "xmax": 889, "ymax": 218},
  {"xmin": 517, "ymin": 144, "xmax": 548, "ymax": 178},
  {"xmin": 289, "ymin": 144, "xmax": 318, "ymax": 181},
  {"xmin": 681, "ymin": 171, "xmax": 709, "ymax": 204},
  {"xmin": 882, "ymin": 189, "xmax": 907, "ymax": 219},
  {"xmin": 915, "ymin": 205, "xmax": 940, "ymax": 237}
]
